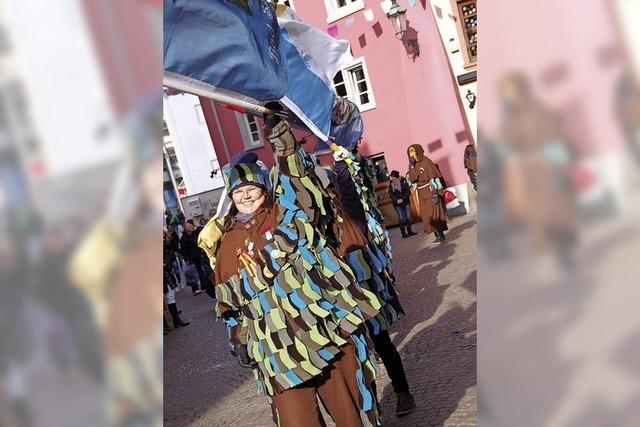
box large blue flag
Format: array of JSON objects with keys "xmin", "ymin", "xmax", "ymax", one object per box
[{"xmin": 164, "ymin": 0, "xmax": 288, "ymax": 101}]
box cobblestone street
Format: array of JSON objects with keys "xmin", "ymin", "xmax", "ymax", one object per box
[{"xmin": 164, "ymin": 214, "xmax": 477, "ymax": 427}]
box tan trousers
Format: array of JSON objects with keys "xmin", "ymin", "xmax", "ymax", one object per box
[{"xmin": 271, "ymin": 340, "xmax": 366, "ymax": 427}]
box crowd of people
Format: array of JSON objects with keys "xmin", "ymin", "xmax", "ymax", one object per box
[
  {"xmin": 163, "ymin": 210, "xmax": 217, "ymax": 334},
  {"xmin": 162, "ymin": 100, "xmax": 474, "ymax": 427}
]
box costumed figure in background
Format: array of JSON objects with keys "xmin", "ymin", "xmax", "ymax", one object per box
[
  {"xmin": 330, "ymin": 135, "xmax": 415, "ymax": 416},
  {"xmin": 464, "ymin": 144, "xmax": 478, "ymax": 192},
  {"xmin": 498, "ymin": 72, "xmax": 578, "ymax": 267},
  {"xmin": 407, "ymin": 144, "xmax": 448, "ymax": 242}
]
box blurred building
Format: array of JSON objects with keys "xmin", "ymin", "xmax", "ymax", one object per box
[
  {"xmin": 0, "ymin": 1, "xmax": 127, "ymax": 225},
  {"xmin": 0, "ymin": 8, "xmax": 30, "ymax": 225},
  {"xmin": 163, "ymin": 91, "xmax": 225, "ymax": 220},
  {"xmin": 199, "ymin": 0, "xmax": 476, "ymax": 218},
  {"xmin": 80, "ymin": 0, "xmax": 161, "ymax": 120},
  {"xmin": 613, "ymin": 0, "xmax": 640, "ymax": 74},
  {"xmin": 429, "ymin": 0, "xmax": 477, "ymax": 143},
  {"xmin": 480, "ymin": 0, "xmax": 630, "ymax": 217}
]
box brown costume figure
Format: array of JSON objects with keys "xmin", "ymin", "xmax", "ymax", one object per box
[
  {"xmin": 200, "ymin": 112, "xmax": 382, "ymax": 426},
  {"xmin": 464, "ymin": 144, "xmax": 478, "ymax": 191},
  {"xmin": 498, "ymin": 73, "xmax": 577, "ymax": 265},
  {"xmin": 406, "ymin": 144, "xmax": 448, "ymax": 242}
]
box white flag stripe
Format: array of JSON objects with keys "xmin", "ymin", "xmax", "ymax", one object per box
[{"xmin": 277, "ymin": 7, "xmax": 353, "ymax": 88}]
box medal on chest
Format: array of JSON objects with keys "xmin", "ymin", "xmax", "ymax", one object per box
[
  {"xmin": 238, "ymin": 239, "xmax": 258, "ymax": 277},
  {"xmin": 260, "ymin": 222, "xmax": 274, "ymax": 241}
]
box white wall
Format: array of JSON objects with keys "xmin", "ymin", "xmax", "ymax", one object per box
[
  {"xmin": 615, "ymin": 0, "xmax": 640, "ymax": 73},
  {"xmin": 3, "ymin": 0, "xmax": 123, "ymax": 177},
  {"xmin": 427, "ymin": 0, "xmax": 478, "ymax": 211},
  {"xmin": 429, "ymin": 0, "xmax": 477, "ymax": 143},
  {"xmin": 163, "ymin": 92, "xmax": 225, "ymax": 195}
]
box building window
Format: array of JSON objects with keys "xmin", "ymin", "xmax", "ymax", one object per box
[
  {"xmin": 369, "ymin": 153, "xmax": 390, "ymax": 184},
  {"xmin": 452, "ymin": 0, "xmax": 477, "ymax": 67},
  {"xmin": 332, "ymin": 58, "xmax": 376, "ymax": 111},
  {"xmin": 165, "ymin": 146, "xmax": 182, "ymax": 179},
  {"xmin": 235, "ymin": 113, "xmax": 264, "ymax": 149},
  {"xmin": 334, "ymin": 71, "xmax": 348, "ymax": 98},
  {"xmin": 163, "ymin": 120, "xmax": 170, "ymax": 137},
  {"xmin": 323, "ymin": 0, "xmax": 365, "ymax": 24}
]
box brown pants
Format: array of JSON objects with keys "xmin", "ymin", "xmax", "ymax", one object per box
[{"xmin": 271, "ymin": 340, "xmax": 366, "ymax": 427}]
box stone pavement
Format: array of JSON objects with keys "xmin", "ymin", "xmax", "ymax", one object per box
[
  {"xmin": 478, "ymin": 191, "xmax": 640, "ymax": 427},
  {"xmin": 164, "ymin": 215, "xmax": 477, "ymax": 427}
]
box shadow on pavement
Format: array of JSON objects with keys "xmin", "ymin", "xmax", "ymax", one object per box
[
  {"xmin": 390, "ymin": 217, "xmax": 475, "ymax": 348},
  {"xmin": 163, "ymin": 291, "xmax": 259, "ymax": 427},
  {"xmin": 479, "ymin": 219, "xmax": 640, "ymax": 426},
  {"xmin": 380, "ymin": 301, "xmax": 477, "ymax": 426},
  {"xmin": 444, "ymin": 219, "xmax": 477, "ymax": 243},
  {"xmin": 373, "ymin": 217, "xmax": 477, "ymax": 426}
]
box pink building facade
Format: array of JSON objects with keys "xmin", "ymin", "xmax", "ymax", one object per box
[{"xmin": 201, "ymin": 1, "xmax": 472, "ymax": 188}]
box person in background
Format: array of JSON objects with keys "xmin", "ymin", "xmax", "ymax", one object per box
[
  {"xmin": 164, "ymin": 225, "xmax": 185, "ymax": 289},
  {"xmin": 464, "ymin": 144, "xmax": 478, "ymax": 192},
  {"xmin": 176, "ymin": 208, "xmax": 186, "ymax": 228},
  {"xmin": 188, "ymin": 219, "xmax": 216, "ymax": 300},
  {"xmin": 407, "ymin": 144, "xmax": 448, "ymax": 242},
  {"xmin": 388, "ymin": 170, "xmax": 417, "ymax": 238},
  {"xmin": 163, "ymin": 260, "xmax": 190, "ymax": 329},
  {"xmin": 332, "ymin": 148, "xmax": 415, "ymax": 417},
  {"xmin": 615, "ymin": 70, "xmax": 640, "ymax": 164},
  {"xmin": 183, "ymin": 262, "xmax": 202, "ymax": 296},
  {"xmin": 165, "ymin": 209, "xmax": 174, "ymax": 227},
  {"xmin": 164, "ymin": 225, "xmax": 180, "ymax": 253},
  {"xmin": 165, "ymin": 209, "xmax": 184, "ymax": 239},
  {"xmin": 180, "ymin": 221, "xmax": 213, "ymax": 296},
  {"xmin": 498, "ymin": 72, "xmax": 578, "ymax": 267}
]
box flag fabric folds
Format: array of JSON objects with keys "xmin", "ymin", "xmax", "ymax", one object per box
[
  {"xmin": 316, "ymin": 96, "xmax": 364, "ymax": 151},
  {"xmin": 276, "ymin": 6, "xmax": 355, "ymax": 142},
  {"xmin": 163, "ymin": 1, "xmax": 363, "ymax": 145},
  {"xmin": 276, "ymin": 6, "xmax": 352, "ymax": 88},
  {"xmin": 278, "ymin": 29, "xmax": 335, "ymax": 141},
  {"xmin": 163, "ymin": 0, "xmax": 287, "ymax": 102}
]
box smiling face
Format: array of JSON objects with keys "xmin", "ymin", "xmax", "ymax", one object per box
[
  {"xmin": 408, "ymin": 146, "xmax": 417, "ymax": 159},
  {"xmin": 231, "ymin": 185, "xmax": 266, "ymax": 216}
]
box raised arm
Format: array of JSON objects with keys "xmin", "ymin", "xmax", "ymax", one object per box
[
  {"xmin": 333, "ymin": 159, "xmax": 367, "ymax": 235},
  {"xmin": 264, "ymin": 118, "xmax": 334, "ymax": 227}
]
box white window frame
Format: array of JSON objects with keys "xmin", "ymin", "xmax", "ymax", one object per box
[
  {"xmin": 235, "ymin": 112, "xmax": 264, "ymax": 150},
  {"xmin": 194, "ymin": 103, "xmax": 205, "ymax": 124},
  {"xmin": 323, "ymin": 0, "xmax": 365, "ymax": 24},
  {"xmin": 333, "ymin": 57, "xmax": 376, "ymax": 112}
]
